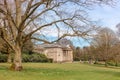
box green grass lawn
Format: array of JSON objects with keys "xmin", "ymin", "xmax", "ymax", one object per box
[{"xmin": 0, "ymin": 63, "xmax": 120, "ymax": 80}]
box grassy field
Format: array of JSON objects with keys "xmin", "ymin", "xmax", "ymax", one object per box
[{"xmin": 0, "ymin": 63, "xmax": 120, "ymax": 80}]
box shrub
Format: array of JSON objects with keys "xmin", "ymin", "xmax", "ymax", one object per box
[
  {"xmin": 74, "ymin": 57, "xmax": 80, "ymax": 61},
  {"xmin": 22, "ymin": 53, "xmax": 30, "ymax": 62},
  {"xmin": 48, "ymin": 58, "xmax": 53, "ymax": 63},
  {"xmin": 22, "ymin": 53, "xmax": 51, "ymax": 63},
  {"xmin": 0, "ymin": 53, "xmax": 7, "ymax": 62},
  {"xmin": 0, "ymin": 52, "xmax": 51, "ymax": 63}
]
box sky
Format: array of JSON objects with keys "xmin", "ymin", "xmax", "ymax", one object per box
[
  {"xmin": 73, "ymin": 0, "xmax": 120, "ymax": 47},
  {"xmin": 35, "ymin": 0, "xmax": 120, "ymax": 48},
  {"xmin": 88, "ymin": 0, "xmax": 120, "ymax": 31}
]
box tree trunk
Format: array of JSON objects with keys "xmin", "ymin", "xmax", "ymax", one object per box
[
  {"xmin": 10, "ymin": 46, "xmax": 23, "ymax": 71},
  {"xmin": 7, "ymin": 48, "xmax": 12, "ymax": 63},
  {"xmin": 7, "ymin": 53, "xmax": 12, "ymax": 63},
  {"xmin": 115, "ymin": 61, "xmax": 118, "ymax": 67},
  {"xmin": 105, "ymin": 61, "xmax": 108, "ymax": 67}
]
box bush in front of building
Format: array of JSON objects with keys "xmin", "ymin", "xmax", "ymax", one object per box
[
  {"xmin": 0, "ymin": 52, "xmax": 51, "ymax": 63},
  {"xmin": 22, "ymin": 52, "xmax": 51, "ymax": 63},
  {"xmin": 0, "ymin": 53, "xmax": 7, "ymax": 62}
]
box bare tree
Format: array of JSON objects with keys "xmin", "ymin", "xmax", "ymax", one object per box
[
  {"xmin": 91, "ymin": 27, "xmax": 119, "ymax": 66},
  {"xmin": 0, "ymin": 0, "xmax": 115, "ymax": 71},
  {"xmin": 0, "ymin": 37, "xmax": 12, "ymax": 63},
  {"xmin": 74, "ymin": 46, "xmax": 82, "ymax": 61}
]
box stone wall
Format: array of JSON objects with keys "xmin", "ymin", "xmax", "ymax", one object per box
[
  {"xmin": 62, "ymin": 50, "xmax": 73, "ymax": 62},
  {"xmin": 44, "ymin": 47, "xmax": 73, "ymax": 62},
  {"xmin": 34, "ymin": 46, "xmax": 73, "ymax": 62},
  {"xmin": 44, "ymin": 47, "xmax": 63, "ymax": 62}
]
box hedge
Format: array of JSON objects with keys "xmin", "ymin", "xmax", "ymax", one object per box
[{"xmin": 0, "ymin": 53, "xmax": 52, "ymax": 63}]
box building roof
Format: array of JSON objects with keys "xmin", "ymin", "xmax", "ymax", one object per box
[
  {"xmin": 34, "ymin": 43, "xmax": 72, "ymax": 50},
  {"xmin": 40, "ymin": 43, "xmax": 62, "ymax": 48}
]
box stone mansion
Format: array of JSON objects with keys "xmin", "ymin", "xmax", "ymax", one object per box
[{"xmin": 34, "ymin": 43, "xmax": 73, "ymax": 62}]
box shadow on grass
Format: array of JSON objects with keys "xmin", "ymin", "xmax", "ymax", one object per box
[{"xmin": 93, "ymin": 64, "xmax": 120, "ymax": 69}]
